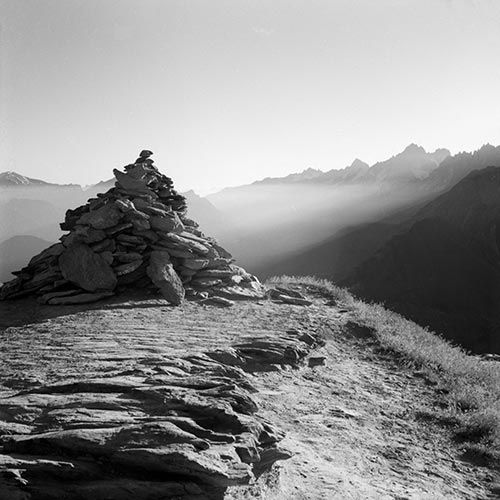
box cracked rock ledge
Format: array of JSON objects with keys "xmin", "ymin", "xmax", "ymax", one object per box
[{"xmin": 0, "ymin": 327, "xmax": 325, "ymax": 500}]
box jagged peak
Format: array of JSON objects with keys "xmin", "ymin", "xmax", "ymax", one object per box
[
  {"xmin": 348, "ymin": 158, "xmax": 369, "ymax": 169},
  {"xmin": 401, "ymin": 143, "xmax": 426, "ymax": 155}
]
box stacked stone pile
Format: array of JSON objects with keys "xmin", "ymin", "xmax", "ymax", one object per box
[{"xmin": 0, "ymin": 150, "xmax": 264, "ymax": 305}]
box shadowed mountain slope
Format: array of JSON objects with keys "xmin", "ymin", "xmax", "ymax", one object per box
[{"xmin": 346, "ymin": 166, "xmax": 500, "ymax": 353}]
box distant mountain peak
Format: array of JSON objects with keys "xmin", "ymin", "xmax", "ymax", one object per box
[
  {"xmin": 348, "ymin": 158, "xmax": 369, "ymax": 169},
  {"xmin": 0, "ymin": 171, "xmax": 82, "ymax": 188},
  {"xmin": 0, "ymin": 171, "xmax": 49, "ymax": 186},
  {"xmin": 302, "ymin": 167, "xmax": 322, "ymax": 174},
  {"xmin": 253, "ymin": 167, "xmax": 324, "ymax": 185},
  {"xmin": 402, "ymin": 143, "xmax": 426, "ymax": 154}
]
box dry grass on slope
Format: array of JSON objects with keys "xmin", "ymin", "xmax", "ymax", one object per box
[{"xmin": 268, "ymin": 275, "xmax": 500, "ymax": 466}]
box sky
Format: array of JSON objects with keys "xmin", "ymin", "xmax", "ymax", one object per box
[{"xmin": 1, "ymin": 0, "xmax": 500, "ymax": 194}]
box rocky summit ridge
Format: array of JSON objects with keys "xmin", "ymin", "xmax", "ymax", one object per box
[{"xmin": 0, "ymin": 150, "xmax": 264, "ymax": 306}]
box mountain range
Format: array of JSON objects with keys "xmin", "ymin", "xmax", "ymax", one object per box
[
  {"xmin": 253, "ymin": 144, "xmax": 450, "ymax": 186},
  {"xmin": 2, "ymin": 143, "xmax": 500, "ymax": 352},
  {"xmin": 346, "ymin": 166, "xmax": 500, "ymax": 352}
]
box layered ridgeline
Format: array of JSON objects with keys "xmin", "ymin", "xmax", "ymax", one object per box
[{"xmin": 0, "ymin": 150, "xmax": 263, "ymax": 306}]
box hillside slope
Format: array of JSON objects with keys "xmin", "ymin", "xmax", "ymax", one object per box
[
  {"xmin": 0, "ymin": 281, "xmax": 497, "ymax": 499},
  {"xmin": 347, "ymin": 167, "xmax": 500, "ymax": 353}
]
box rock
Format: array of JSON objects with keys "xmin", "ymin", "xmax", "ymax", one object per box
[
  {"xmin": 131, "ymin": 229, "xmax": 159, "ymax": 243},
  {"xmin": 213, "ymin": 243, "xmax": 232, "ymax": 259},
  {"xmin": 146, "ymin": 251, "xmax": 185, "ymax": 305},
  {"xmin": 106, "ymin": 222, "xmax": 134, "ymax": 236},
  {"xmin": 195, "ymin": 269, "xmax": 233, "ymax": 279},
  {"xmin": 344, "ymin": 321, "xmax": 376, "ymax": 340},
  {"xmin": 113, "ymin": 260, "xmax": 143, "ymax": 276},
  {"xmin": 131, "ymin": 218, "xmax": 151, "ymax": 231},
  {"xmin": 183, "ymin": 258, "xmax": 210, "ymax": 271},
  {"xmin": 100, "ymin": 251, "xmax": 114, "ymax": 265},
  {"xmin": 114, "ymin": 168, "xmax": 151, "ymax": 193},
  {"xmin": 273, "ymin": 286, "xmax": 307, "ymax": 299},
  {"xmin": 90, "ymin": 238, "xmax": 116, "ymax": 253},
  {"xmin": 28, "ymin": 243, "xmax": 65, "ymax": 268},
  {"xmin": 158, "ymin": 248, "xmax": 195, "ymax": 259},
  {"xmin": 200, "ymin": 297, "xmax": 235, "ymax": 307},
  {"xmin": 191, "ymin": 278, "xmax": 223, "ymax": 288},
  {"xmin": 308, "ymin": 356, "xmax": 326, "ymax": 367},
  {"xmin": 114, "ymin": 252, "xmax": 143, "ymax": 263},
  {"xmin": 116, "ymin": 263, "xmax": 147, "ymax": 286},
  {"xmin": 159, "ymin": 233, "xmax": 209, "ymax": 255},
  {"xmin": 150, "ymin": 212, "xmax": 184, "ymax": 234},
  {"xmin": 116, "ymin": 234, "xmax": 145, "ymax": 245},
  {"xmin": 215, "ymin": 286, "xmax": 266, "ymax": 301},
  {"xmin": 38, "ymin": 289, "xmax": 81, "ymax": 304},
  {"xmin": 0, "ymin": 278, "xmax": 22, "ymax": 300},
  {"xmin": 47, "ymin": 291, "xmax": 114, "ymax": 305},
  {"xmin": 23, "ymin": 266, "xmax": 62, "ymax": 291},
  {"xmin": 77, "ymin": 204, "xmax": 123, "ymax": 230},
  {"xmin": 267, "ymin": 288, "xmax": 312, "ymax": 306},
  {"xmin": 114, "ymin": 199, "xmax": 150, "ymax": 221},
  {"xmin": 59, "ymin": 243, "xmax": 117, "ymax": 292},
  {"xmin": 277, "ymin": 295, "xmax": 312, "ymax": 306},
  {"xmin": 72, "ymin": 226, "xmax": 108, "ymax": 244},
  {"xmin": 125, "ymin": 163, "xmax": 149, "ymax": 179}
]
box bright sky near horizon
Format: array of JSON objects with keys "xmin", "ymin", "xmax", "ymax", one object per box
[{"xmin": 1, "ymin": 0, "xmax": 500, "ymax": 194}]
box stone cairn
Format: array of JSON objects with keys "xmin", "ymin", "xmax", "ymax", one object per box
[{"xmin": 0, "ymin": 150, "xmax": 264, "ymax": 306}]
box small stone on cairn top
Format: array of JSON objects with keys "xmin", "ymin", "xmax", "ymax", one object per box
[{"xmin": 0, "ymin": 150, "xmax": 265, "ymax": 305}]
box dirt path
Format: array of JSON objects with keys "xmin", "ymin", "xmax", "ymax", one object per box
[{"xmin": 233, "ymin": 306, "xmax": 497, "ymax": 500}]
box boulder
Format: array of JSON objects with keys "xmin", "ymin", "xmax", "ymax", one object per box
[
  {"xmin": 146, "ymin": 251, "xmax": 185, "ymax": 305},
  {"xmin": 59, "ymin": 243, "xmax": 117, "ymax": 292}
]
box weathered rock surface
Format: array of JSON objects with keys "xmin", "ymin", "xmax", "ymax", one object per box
[
  {"xmin": 77, "ymin": 203, "xmax": 123, "ymax": 229},
  {"xmin": 59, "ymin": 243, "xmax": 118, "ymax": 292},
  {"xmin": 0, "ymin": 150, "xmax": 263, "ymax": 306},
  {"xmin": 147, "ymin": 251, "xmax": 185, "ymax": 305},
  {"xmin": 268, "ymin": 286, "xmax": 313, "ymax": 306},
  {"xmin": 0, "ymin": 296, "xmax": 326, "ymax": 499}
]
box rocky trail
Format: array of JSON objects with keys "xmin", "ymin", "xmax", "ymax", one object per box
[{"xmin": 0, "ymin": 285, "xmax": 497, "ymax": 499}]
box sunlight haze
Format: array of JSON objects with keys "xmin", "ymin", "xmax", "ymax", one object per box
[{"xmin": 2, "ymin": 0, "xmax": 500, "ymax": 193}]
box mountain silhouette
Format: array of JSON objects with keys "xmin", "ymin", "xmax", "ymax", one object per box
[{"xmin": 346, "ymin": 166, "xmax": 500, "ymax": 353}]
